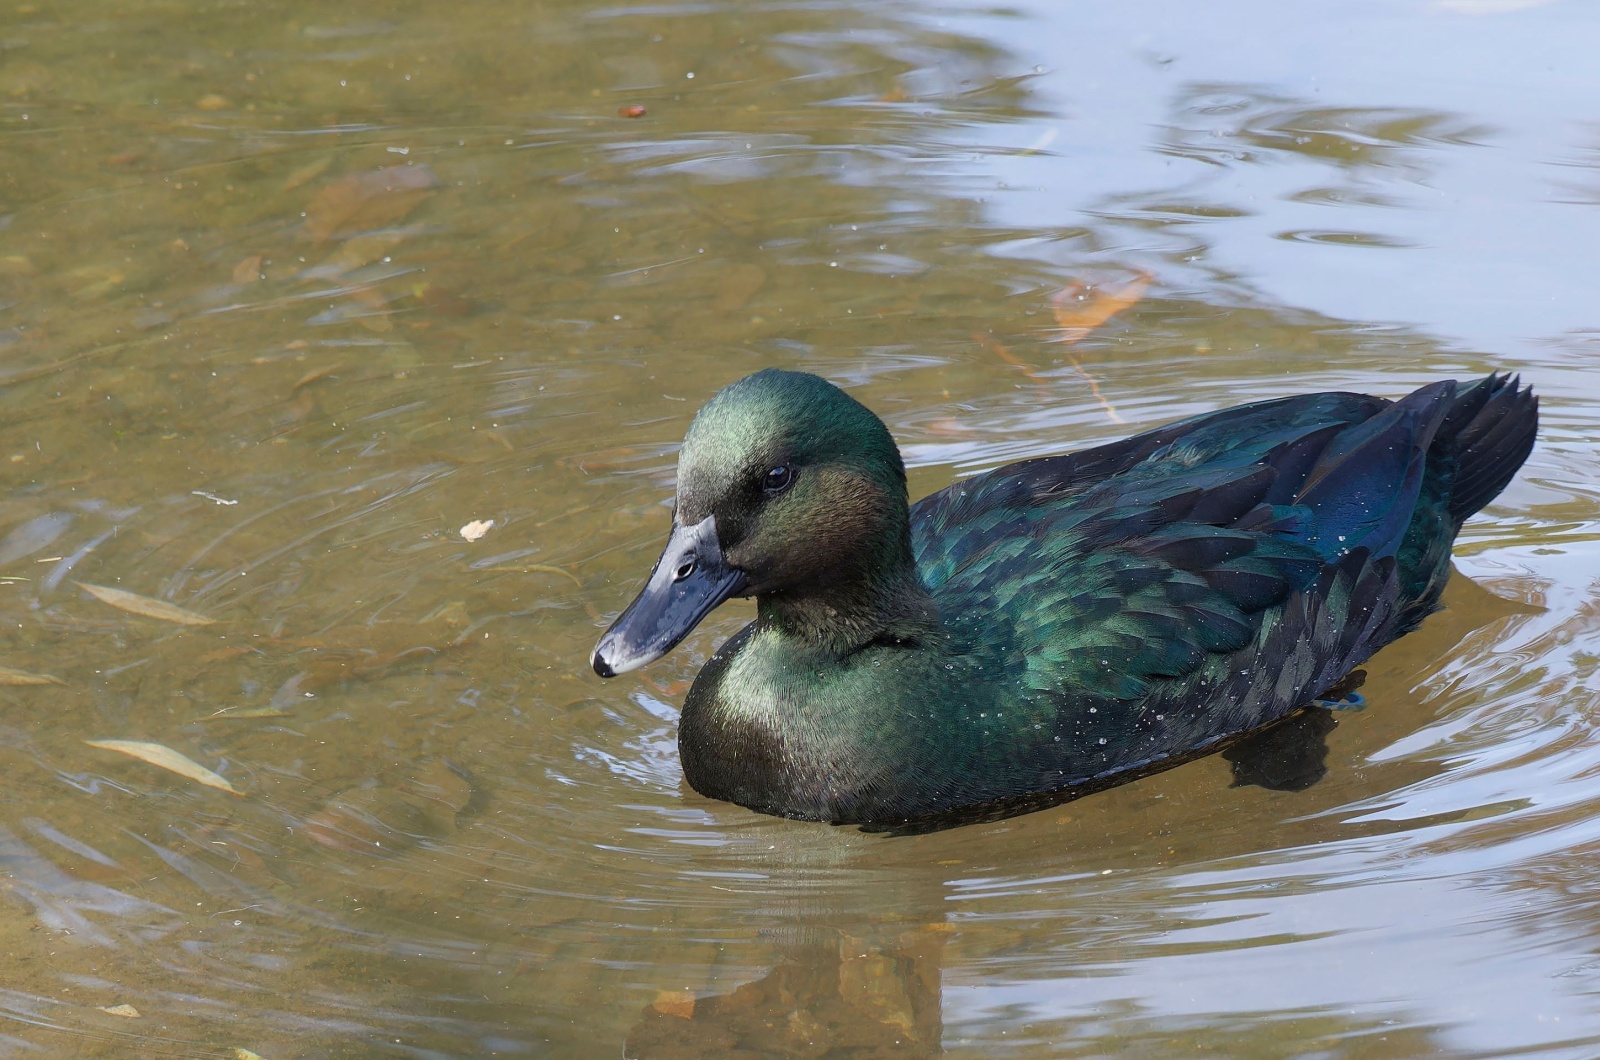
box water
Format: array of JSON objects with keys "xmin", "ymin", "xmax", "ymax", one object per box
[{"xmin": 1, "ymin": 0, "xmax": 1597, "ymax": 1055}]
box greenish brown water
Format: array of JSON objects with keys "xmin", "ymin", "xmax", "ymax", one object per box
[{"xmin": 1, "ymin": 1, "xmax": 1598, "ymax": 1056}]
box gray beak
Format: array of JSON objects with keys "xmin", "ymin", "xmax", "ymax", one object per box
[{"xmin": 592, "ymin": 514, "xmax": 747, "ymax": 678}]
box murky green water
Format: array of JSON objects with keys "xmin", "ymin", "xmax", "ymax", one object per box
[{"xmin": 2, "ymin": 0, "xmax": 1597, "ymax": 1055}]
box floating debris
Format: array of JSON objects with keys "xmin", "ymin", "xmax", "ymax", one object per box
[
  {"xmin": 99, "ymin": 1003, "xmax": 141, "ymax": 1018},
  {"xmin": 460, "ymin": 519, "xmax": 494, "ymax": 542}
]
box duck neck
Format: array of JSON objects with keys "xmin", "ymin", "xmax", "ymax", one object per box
[{"xmin": 755, "ymin": 529, "xmax": 937, "ymax": 656}]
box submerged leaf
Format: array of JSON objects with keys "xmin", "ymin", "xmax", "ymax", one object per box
[
  {"xmin": 303, "ymin": 787, "xmax": 444, "ymax": 855},
  {"xmin": 315, "ymin": 230, "xmax": 407, "ymax": 278},
  {"xmin": 290, "ymin": 363, "xmax": 342, "ymax": 394},
  {"xmin": 200, "ymin": 705, "xmax": 292, "ymax": 720},
  {"xmin": 283, "ymin": 154, "xmax": 334, "ymax": 190},
  {"xmin": 76, "ymin": 582, "xmax": 215, "ymax": 626},
  {"xmin": 711, "ymin": 263, "xmax": 767, "ymax": 313},
  {"xmin": 838, "ymin": 934, "xmax": 917, "ymax": 1032},
  {"xmin": 0, "ymin": 666, "xmax": 63, "ymax": 685},
  {"xmin": 231, "ymin": 254, "xmax": 263, "ymax": 284},
  {"xmin": 404, "ymin": 757, "xmax": 475, "ymax": 814},
  {"xmin": 477, "ymin": 563, "xmax": 582, "ymax": 587},
  {"xmin": 303, "ymin": 164, "xmax": 438, "ymax": 242},
  {"xmin": 303, "ymin": 757, "xmax": 473, "ymax": 855},
  {"xmin": 651, "ymin": 990, "xmax": 696, "ymax": 1019},
  {"xmin": 84, "ymin": 739, "xmax": 242, "ymax": 795}
]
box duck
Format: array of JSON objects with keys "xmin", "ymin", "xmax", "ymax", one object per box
[{"xmin": 592, "ymin": 369, "xmax": 1538, "ymax": 826}]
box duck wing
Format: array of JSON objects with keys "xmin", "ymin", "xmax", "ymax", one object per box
[
  {"xmin": 910, "ymin": 388, "xmax": 1397, "ymax": 533},
  {"xmin": 911, "ymin": 383, "xmax": 1458, "ymax": 711}
]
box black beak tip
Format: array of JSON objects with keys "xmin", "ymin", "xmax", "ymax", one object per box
[{"xmin": 592, "ymin": 651, "xmax": 616, "ymax": 679}]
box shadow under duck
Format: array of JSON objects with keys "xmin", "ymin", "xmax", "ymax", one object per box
[{"xmin": 593, "ymin": 370, "xmax": 1538, "ymax": 827}]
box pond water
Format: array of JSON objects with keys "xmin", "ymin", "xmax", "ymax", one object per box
[{"xmin": 2, "ymin": 0, "xmax": 1598, "ymax": 1055}]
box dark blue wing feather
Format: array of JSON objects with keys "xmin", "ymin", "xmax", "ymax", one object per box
[{"xmin": 910, "ymin": 385, "xmax": 1460, "ymax": 713}]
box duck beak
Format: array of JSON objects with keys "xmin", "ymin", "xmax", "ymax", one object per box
[{"xmin": 592, "ymin": 514, "xmax": 747, "ymax": 678}]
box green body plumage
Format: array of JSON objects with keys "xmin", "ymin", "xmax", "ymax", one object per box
[{"xmin": 594, "ymin": 369, "xmax": 1538, "ymax": 826}]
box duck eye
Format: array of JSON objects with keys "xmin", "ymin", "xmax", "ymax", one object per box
[{"xmin": 761, "ymin": 464, "xmax": 794, "ymax": 496}]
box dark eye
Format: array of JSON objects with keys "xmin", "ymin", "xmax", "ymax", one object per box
[{"xmin": 761, "ymin": 464, "xmax": 794, "ymax": 496}]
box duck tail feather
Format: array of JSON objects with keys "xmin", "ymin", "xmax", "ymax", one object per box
[{"xmin": 1439, "ymin": 373, "xmax": 1539, "ymax": 525}]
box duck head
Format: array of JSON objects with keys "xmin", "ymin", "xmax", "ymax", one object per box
[{"xmin": 592, "ymin": 369, "xmax": 921, "ymax": 677}]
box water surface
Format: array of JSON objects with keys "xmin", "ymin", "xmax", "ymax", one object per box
[{"xmin": 1, "ymin": 0, "xmax": 1597, "ymax": 1055}]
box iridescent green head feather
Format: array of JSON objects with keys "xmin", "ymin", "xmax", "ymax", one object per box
[{"xmin": 677, "ymin": 369, "xmax": 905, "ymax": 527}]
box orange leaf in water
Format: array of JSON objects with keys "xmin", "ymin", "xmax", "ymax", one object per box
[
  {"xmin": 231, "ymin": 254, "xmax": 263, "ymax": 284},
  {"xmin": 644, "ymin": 674, "xmax": 692, "ymax": 698},
  {"xmin": 651, "ymin": 990, "xmax": 696, "ymax": 1019},
  {"xmin": 414, "ymin": 282, "xmax": 478, "ymax": 317},
  {"xmin": 1050, "ymin": 270, "xmax": 1152, "ymax": 344},
  {"xmin": 290, "ymin": 363, "xmax": 341, "ymax": 394},
  {"xmin": 303, "ymin": 164, "xmax": 438, "ymax": 242}
]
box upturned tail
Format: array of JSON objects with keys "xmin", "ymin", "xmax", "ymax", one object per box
[
  {"xmin": 1436, "ymin": 372, "xmax": 1539, "ymax": 527},
  {"xmin": 1401, "ymin": 372, "xmax": 1538, "ymax": 629}
]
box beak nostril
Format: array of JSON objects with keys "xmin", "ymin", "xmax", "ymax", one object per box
[{"xmin": 591, "ymin": 513, "xmax": 741, "ymax": 679}]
